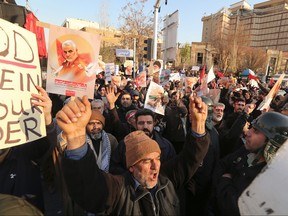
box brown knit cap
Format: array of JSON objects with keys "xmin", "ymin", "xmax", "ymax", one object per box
[
  {"xmin": 124, "ymin": 130, "xmax": 161, "ymax": 167},
  {"xmin": 90, "ymin": 110, "xmax": 105, "ymax": 127}
]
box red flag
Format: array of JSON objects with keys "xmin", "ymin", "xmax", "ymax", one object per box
[
  {"xmin": 24, "ymin": 12, "xmax": 47, "ymax": 57},
  {"xmin": 200, "ymin": 65, "xmax": 206, "ymax": 82},
  {"xmin": 269, "ymin": 78, "xmax": 275, "ymax": 86},
  {"xmin": 215, "ymin": 70, "xmax": 224, "ymax": 78},
  {"xmin": 248, "ymin": 73, "xmax": 258, "ymax": 80}
]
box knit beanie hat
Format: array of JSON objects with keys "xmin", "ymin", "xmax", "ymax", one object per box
[
  {"xmin": 90, "ymin": 110, "xmax": 105, "ymax": 127},
  {"xmin": 124, "ymin": 130, "xmax": 161, "ymax": 167},
  {"xmin": 0, "ymin": 194, "xmax": 43, "ymax": 216}
]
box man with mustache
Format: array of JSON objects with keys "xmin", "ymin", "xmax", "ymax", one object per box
[
  {"xmin": 110, "ymin": 108, "xmax": 176, "ymax": 175},
  {"xmin": 55, "ymin": 95, "xmax": 209, "ymax": 215},
  {"xmin": 212, "ymin": 102, "xmax": 225, "ymax": 132}
]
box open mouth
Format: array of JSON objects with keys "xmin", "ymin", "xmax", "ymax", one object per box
[{"xmin": 151, "ymin": 172, "xmax": 158, "ymax": 180}]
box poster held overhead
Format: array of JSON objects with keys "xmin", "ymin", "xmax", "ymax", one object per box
[{"xmin": 46, "ymin": 25, "xmax": 100, "ymax": 99}]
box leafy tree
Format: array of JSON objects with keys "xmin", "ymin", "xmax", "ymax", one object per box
[
  {"xmin": 118, "ymin": 0, "xmax": 154, "ymax": 66},
  {"xmin": 179, "ymin": 43, "xmax": 191, "ymax": 69}
]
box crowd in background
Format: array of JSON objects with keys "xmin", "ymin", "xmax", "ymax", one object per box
[{"xmin": 0, "ymin": 65, "xmax": 288, "ymax": 216}]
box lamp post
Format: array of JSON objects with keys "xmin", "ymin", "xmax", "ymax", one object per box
[{"xmin": 153, "ymin": 0, "xmax": 161, "ymax": 60}]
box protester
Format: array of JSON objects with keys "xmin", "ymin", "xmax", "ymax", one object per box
[
  {"xmin": 116, "ymin": 91, "xmax": 137, "ymax": 123},
  {"xmin": 212, "ymin": 102, "xmax": 225, "ymax": 131},
  {"xmin": 110, "ymin": 108, "xmax": 176, "ymax": 175},
  {"xmin": 218, "ymin": 97, "xmax": 256, "ymax": 157},
  {"xmin": 163, "ymin": 91, "xmax": 188, "ymax": 154},
  {"xmin": 185, "ymin": 96, "xmax": 220, "ymax": 215},
  {"xmin": 0, "ymin": 86, "xmax": 54, "ymax": 212},
  {"xmin": 0, "ymin": 194, "xmax": 43, "ymax": 216},
  {"xmin": 55, "ymin": 94, "xmax": 209, "ymax": 215}
]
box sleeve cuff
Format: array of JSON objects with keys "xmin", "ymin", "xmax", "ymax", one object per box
[
  {"xmin": 191, "ymin": 130, "xmax": 206, "ymax": 138},
  {"xmin": 65, "ymin": 144, "xmax": 88, "ymax": 160}
]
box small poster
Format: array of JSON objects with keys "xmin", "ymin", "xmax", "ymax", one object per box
[
  {"xmin": 135, "ymin": 71, "xmax": 147, "ymax": 87},
  {"xmin": 144, "ymin": 81, "xmax": 166, "ymax": 115},
  {"xmin": 105, "ymin": 63, "xmax": 115, "ymax": 82},
  {"xmin": 160, "ymin": 69, "xmax": 171, "ymax": 86},
  {"xmin": 184, "ymin": 77, "xmax": 198, "ymax": 92}
]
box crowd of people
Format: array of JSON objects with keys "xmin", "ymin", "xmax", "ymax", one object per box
[{"xmin": 0, "ymin": 65, "xmax": 288, "ymax": 216}]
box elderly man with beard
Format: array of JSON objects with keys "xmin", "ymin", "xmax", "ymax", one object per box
[
  {"xmin": 55, "ymin": 94, "xmax": 209, "ymax": 215},
  {"xmin": 59, "ymin": 109, "xmax": 118, "ymax": 172},
  {"xmin": 212, "ymin": 102, "xmax": 225, "ymax": 131},
  {"xmin": 110, "ymin": 108, "xmax": 176, "ymax": 175}
]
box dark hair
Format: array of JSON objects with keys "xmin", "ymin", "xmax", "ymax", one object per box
[
  {"xmin": 153, "ymin": 60, "xmax": 161, "ymax": 69},
  {"xmin": 135, "ymin": 108, "xmax": 155, "ymax": 122}
]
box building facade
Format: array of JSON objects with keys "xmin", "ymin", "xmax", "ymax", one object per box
[{"xmin": 198, "ymin": 0, "xmax": 288, "ymax": 74}]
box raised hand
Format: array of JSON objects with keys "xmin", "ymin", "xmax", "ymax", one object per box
[
  {"xmin": 31, "ymin": 85, "xmax": 53, "ymax": 125},
  {"xmin": 189, "ymin": 95, "xmax": 207, "ymax": 134},
  {"xmin": 56, "ymin": 96, "xmax": 91, "ymax": 150},
  {"xmin": 105, "ymin": 85, "xmax": 121, "ymax": 110}
]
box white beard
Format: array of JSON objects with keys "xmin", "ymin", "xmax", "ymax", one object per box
[{"xmin": 212, "ymin": 113, "xmax": 223, "ymax": 122}]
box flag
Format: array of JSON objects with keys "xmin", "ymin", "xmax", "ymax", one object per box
[
  {"xmin": 248, "ymin": 73, "xmax": 258, "ymax": 80},
  {"xmin": 206, "ymin": 65, "xmax": 216, "ymax": 83},
  {"xmin": 269, "ymin": 78, "xmax": 275, "ymax": 86},
  {"xmin": 257, "ymin": 73, "xmax": 285, "ymax": 111},
  {"xmin": 215, "ymin": 70, "xmax": 224, "ymax": 78},
  {"xmin": 200, "ymin": 65, "xmax": 206, "ymax": 82}
]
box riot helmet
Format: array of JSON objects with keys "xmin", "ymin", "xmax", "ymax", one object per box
[{"xmin": 251, "ymin": 112, "xmax": 288, "ymax": 162}]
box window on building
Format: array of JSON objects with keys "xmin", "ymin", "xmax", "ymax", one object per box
[{"xmin": 197, "ymin": 53, "xmax": 203, "ymax": 65}]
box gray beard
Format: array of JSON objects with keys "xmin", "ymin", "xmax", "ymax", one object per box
[
  {"xmin": 212, "ymin": 113, "xmax": 223, "ymax": 122},
  {"xmin": 91, "ymin": 132, "xmax": 102, "ymax": 140}
]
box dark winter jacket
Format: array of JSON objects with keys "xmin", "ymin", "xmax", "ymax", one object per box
[
  {"xmin": 212, "ymin": 146, "xmax": 266, "ymax": 216},
  {"xmin": 62, "ymin": 132, "xmax": 210, "ymax": 215},
  {"xmin": 0, "ymin": 123, "xmax": 55, "ymax": 212}
]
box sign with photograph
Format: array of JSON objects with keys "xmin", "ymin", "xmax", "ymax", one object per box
[{"xmin": 46, "ymin": 25, "xmax": 100, "ymax": 99}]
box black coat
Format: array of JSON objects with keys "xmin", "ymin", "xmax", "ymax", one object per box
[
  {"xmin": 211, "ymin": 146, "xmax": 266, "ymax": 216},
  {"xmin": 62, "ymin": 133, "xmax": 210, "ymax": 215},
  {"xmin": 0, "ymin": 123, "xmax": 54, "ymax": 212}
]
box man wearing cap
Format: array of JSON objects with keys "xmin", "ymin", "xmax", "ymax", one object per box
[
  {"xmin": 110, "ymin": 108, "xmax": 176, "ymax": 175},
  {"xmin": 58, "ymin": 109, "xmax": 118, "ymax": 172},
  {"xmin": 56, "ymin": 95, "xmax": 209, "ymax": 215}
]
